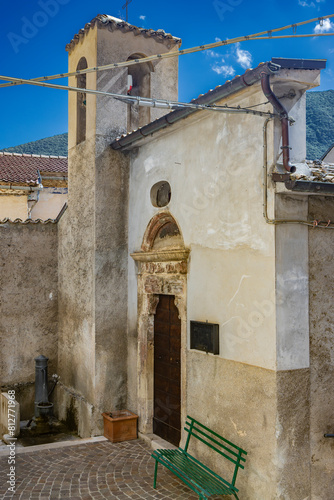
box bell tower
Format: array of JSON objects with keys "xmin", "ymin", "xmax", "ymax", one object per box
[
  {"xmin": 57, "ymin": 15, "xmax": 181, "ymax": 437},
  {"xmin": 66, "ymin": 14, "xmax": 181, "ymax": 149}
]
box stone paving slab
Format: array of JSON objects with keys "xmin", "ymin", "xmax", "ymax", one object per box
[{"xmin": 0, "ymin": 438, "xmax": 224, "ymax": 499}]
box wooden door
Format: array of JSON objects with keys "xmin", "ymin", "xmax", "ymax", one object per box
[{"xmin": 153, "ymin": 294, "xmax": 181, "ymax": 446}]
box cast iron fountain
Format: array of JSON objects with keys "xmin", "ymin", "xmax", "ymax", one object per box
[
  {"xmin": 18, "ymin": 355, "xmax": 78, "ymax": 446},
  {"xmin": 33, "ymin": 355, "xmax": 54, "ymax": 432}
]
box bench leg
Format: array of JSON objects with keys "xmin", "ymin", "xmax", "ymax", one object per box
[
  {"xmin": 233, "ymin": 493, "xmax": 240, "ymax": 500},
  {"xmin": 153, "ymin": 459, "xmax": 158, "ymax": 489}
]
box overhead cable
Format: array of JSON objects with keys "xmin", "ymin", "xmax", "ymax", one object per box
[
  {"xmin": 0, "ymin": 14, "xmax": 333, "ymax": 89},
  {"xmin": 0, "ymin": 73, "xmax": 276, "ymax": 117}
]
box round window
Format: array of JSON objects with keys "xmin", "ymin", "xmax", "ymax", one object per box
[{"xmin": 150, "ymin": 181, "xmax": 171, "ymax": 208}]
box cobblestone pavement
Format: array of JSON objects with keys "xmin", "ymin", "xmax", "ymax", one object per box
[{"xmin": 0, "ymin": 438, "xmax": 203, "ymax": 499}]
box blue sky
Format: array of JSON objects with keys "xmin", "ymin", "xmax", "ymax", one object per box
[{"xmin": 0, "ymin": 0, "xmax": 333, "ymax": 150}]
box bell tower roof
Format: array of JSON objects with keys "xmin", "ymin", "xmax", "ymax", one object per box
[{"xmin": 65, "ymin": 13, "xmax": 181, "ymax": 53}]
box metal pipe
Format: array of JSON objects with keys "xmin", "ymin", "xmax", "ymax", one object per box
[
  {"xmin": 324, "ymin": 434, "xmax": 334, "ymax": 438},
  {"xmin": 263, "ymin": 117, "xmax": 274, "ymax": 224},
  {"xmin": 0, "ymin": 184, "xmax": 43, "ymax": 192},
  {"xmin": 261, "ymin": 74, "xmax": 296, "ymax": 173},
  {"xmin": 262, "ymin": 117, "xmax": 320, "ymax": 227}
]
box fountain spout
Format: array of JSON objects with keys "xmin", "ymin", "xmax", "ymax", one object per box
[{"xmin": 34, "ymin": 355, "xmax": 53, "ymax": 418}]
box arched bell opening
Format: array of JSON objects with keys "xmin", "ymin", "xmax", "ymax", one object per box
[{"xmin": 127, "ymin": 53, "xmax": 154, "ymax": 132}]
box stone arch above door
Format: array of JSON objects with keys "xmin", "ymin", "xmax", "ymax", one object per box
[
  {"xmin": 131, "ymin": 212, "xmax": 189, "ymax": 437},
  {"xmin": 134, "ymin": 212, "xmax": 189, "ymax": 263}
]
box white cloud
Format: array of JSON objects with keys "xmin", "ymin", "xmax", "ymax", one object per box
[
  {"xmin": 235, "ymin": 43, "xmax": 252, "ymax": 69},
  {"xmin": 206, "ymin": 49, "xmax": 221, "ymax": 58},
  {"xmin": 299, "ymin": 0, "xmax": 324, "ymax": 5},
  {"xmin": 139, "ymin": 15, "xmax": 146, "ymax": 20},
  {"xmin": 215, "ymin": 37, "xmax": 222, "ymax": 42},
  {"xmin": 209, "ymin": 42, "xmax": 252, "ymax": 76},
  {"xmin": 212, "ymin": 63, "xmax": 235, "ymax": 77},
  {"xmin": 299, "ymin": 0, "xmax": 315, "ymax": 6},
  {"xmin": 314, "ymin": 18, "xmax": 334, "ymax": 33}
]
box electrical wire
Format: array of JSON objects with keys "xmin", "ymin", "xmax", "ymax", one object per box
[
  {"xmin": 0, "ymin": 14, "xmax": 333, "ymax": 89},
  {"xmin": 0, "ymin": 73, "xmax": 277, "ymax": 117}
]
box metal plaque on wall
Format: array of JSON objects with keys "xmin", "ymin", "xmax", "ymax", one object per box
[{"xmin": 190, "ymin": 321, "xmax": 219, "ymax": 355}]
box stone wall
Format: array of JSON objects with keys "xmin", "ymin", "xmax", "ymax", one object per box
[
  {"xmin": 57, "ymin": 135, "xmax": 130, "ymax": 437},
  {"xmin": 0, "ymin": 222, "xmax": 58, "ymax": 419},
  {"xmin": 186, "ymin": 354, "xmax": 277, "ymax": 500},
  {"xmin": 309, "ymin": 196, "xmax": 334, "ymax": 500}
]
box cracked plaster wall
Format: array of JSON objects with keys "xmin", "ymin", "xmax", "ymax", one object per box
[{"xmin": 0, "ymin": 223, "xmax": 58, "ymax": 419}]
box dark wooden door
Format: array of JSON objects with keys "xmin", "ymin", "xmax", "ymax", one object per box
[{"xmin": 153, "ymin": 294, "xmax": 181, "ymax": 446}]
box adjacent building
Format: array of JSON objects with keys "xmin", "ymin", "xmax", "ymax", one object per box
[{"xmin": 0, "ymin": 152, "xmax": 68, "ymax": 221}]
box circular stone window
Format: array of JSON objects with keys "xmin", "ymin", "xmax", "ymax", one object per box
[{"xmin": 150, "ymin": 181, "xmax": 171, "ymax": 208}]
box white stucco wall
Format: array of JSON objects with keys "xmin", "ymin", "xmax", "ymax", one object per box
[
  {"xmin": 127, "ymin": 84, "xmax": 278, "ymax": 371},
  {"xmin": 31, "ymin": 188, "xmax": 68, "ymax": 220},
  {"xmin": 125, "ymin": 69, "xmax": 320, "ymax": 499}
]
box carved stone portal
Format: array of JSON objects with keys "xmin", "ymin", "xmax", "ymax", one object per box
[{"xmin": 131, "ymin": 212, "xmax": 189, "ymax": 435}]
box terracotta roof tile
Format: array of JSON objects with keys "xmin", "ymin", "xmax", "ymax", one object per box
[
  {"xmin": 291, "ymin": 160, "xmax": 334, "ymax": 183},
  {"xmin": 0, "ymin": 153, "xmax": 68, "ymax": 186},
  {"xmin": 0, "ymin": 203, "xmax": 67, "ymax": 225},
  {"xmin": 66, "ymin": 14, "xmax": 181, "ymax": 52}
]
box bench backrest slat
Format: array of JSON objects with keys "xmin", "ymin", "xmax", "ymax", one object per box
[
  {"xmin": 183, "ymin": 416, "xmax": 247, "ymax": 486},
  {"xmin": 186, "ymin": 423, "xmax": 246, "ymax": 465}
]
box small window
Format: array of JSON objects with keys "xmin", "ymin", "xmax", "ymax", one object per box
[
  {"xmin": 150, "ymin": 181, "xmax": 171, "ymax": 208},
  {"xmin": 76, "ymin": 57, "xmax": 87, "ymax": 145}
]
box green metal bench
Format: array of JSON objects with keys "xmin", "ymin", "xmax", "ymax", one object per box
[{"xmin": 151, "ymin": 416, "xmax": 247, "ymax": 500}]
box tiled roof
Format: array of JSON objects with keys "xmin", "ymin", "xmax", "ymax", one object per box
[
  {"xmin": 320, "ymin": 142, "xmax": 334, "ymax": 162},
  {"xmin": 292, "ymin": 160, "xmax": 334, "ymax": 183},
  {"xmin": 66, "ymin": 14, "xmax": 181, "ymax": 52},
  {"xmin": 0, "ymin": 203, "xmax": 67, "ymax": 226},
  {"xmin": 0, "ymin": 153, "xmax": 68, "ymax": 186}
]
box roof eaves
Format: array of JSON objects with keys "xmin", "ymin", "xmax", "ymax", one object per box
[
  {"xmin": 285, "ymin": 179, "xmax": 334, "ymax": 194},
  {"xmin": 111, "ymin": 61, "xmax": 280, "ymax": 150},
  {"xmin": 271, "ymin": 57, "xmax": 326, "ymax": 70},
  {"xmin": 0, "ymin": 203, "xmax": 67, "ymax": 225},
  {"xmin": 66, "ymin": 14, "xmax": 181, "ymax": 52},
  {"xmin": 0, "ymin": 152, "xmax": 68, "ymax": 159}
]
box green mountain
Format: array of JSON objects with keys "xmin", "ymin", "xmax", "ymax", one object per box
[
  {"xmin": 1, "ymin": 90, "xmax": 333, "ymax": 160},
  {"xmin": 1, "ymin": 133, "xmax": 68, "ymax": 157},
  {"xmin": 306, "ymin": 90, "xmax": 334, "ymax": 160}
]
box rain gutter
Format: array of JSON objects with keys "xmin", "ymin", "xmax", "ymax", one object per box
[
  {"xmin": 111, "ymin": 61, "xmax": 281, "ymax": 150},
  {"xmin": 284, "ymin": 179, "xmax": 334, "ymax": 194},
  {"xmin": 261, "ymin": 73, "xmax": 296, "ymax": 173},
  {"xmin": 0, "ymin": 184, "xmax": 43, "ymax": 192}
]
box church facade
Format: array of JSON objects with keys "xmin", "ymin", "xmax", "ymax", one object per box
[{"xmin": 1, "ymin": 14, "xmax": 334, "ymax": 500}]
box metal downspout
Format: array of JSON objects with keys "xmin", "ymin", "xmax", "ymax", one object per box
[
  {"xmin": 262, "ymin": 118, "xmax": 327, "ymax": 227},
  {"xmin": 261, "ymin": 74, "xmax": 296, "ymax": 173}
]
